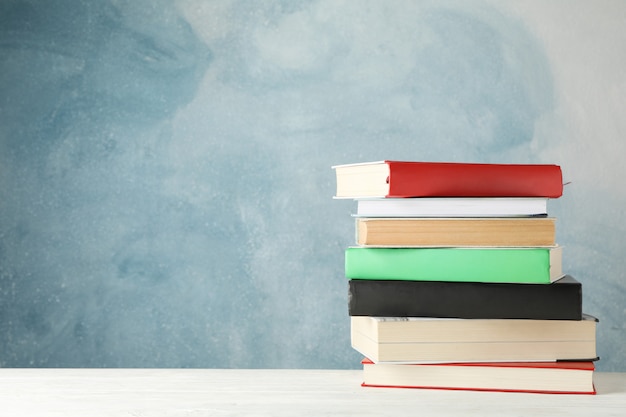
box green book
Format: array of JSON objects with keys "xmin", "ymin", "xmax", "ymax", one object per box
[{"xmin": 345, "ymin": 246, "xmax": 563, "ymax": 284}]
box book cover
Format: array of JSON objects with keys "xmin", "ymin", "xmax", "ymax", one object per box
[
  {"xmin": 356, "ymin": 217, "xmax": 556, "ymax": 247},
  {"xmin": 361, "ymin": 359, "xmax": 596, "ymax": 394},
  {"xmin": 348, "ymin": 275, "xmax": 582, "ymax": 320},
  {"xmin": 333, "ymin": 161, "xmax": 563, "ymax": 198},
  {"xmin": 345, "ymin": 246, "xmax": 563, "ymax": 284},
  {"xmin": 351, "ymin": 315, "xmax": 598, "ymax": 364}
]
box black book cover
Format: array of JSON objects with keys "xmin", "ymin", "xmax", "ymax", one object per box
[{"xmin": 348, "ymin": 275, "xmax": 582, "ymax": 320}]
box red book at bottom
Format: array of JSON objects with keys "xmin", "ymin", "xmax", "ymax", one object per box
[{"xmin": 361, "ymin": 359, "xmax": 596, "ymax": 394}]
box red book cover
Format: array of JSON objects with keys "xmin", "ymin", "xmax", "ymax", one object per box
[
  {"xmin": 385, "ymin": 161, "xmax": 563, "ymax": 198},
  {"xmin": 360, "ymin": 359, "xmax": 596, "ymax": 395}
]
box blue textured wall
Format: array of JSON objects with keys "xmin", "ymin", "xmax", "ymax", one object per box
[{"xmin": 1, "ymin": 0, "xmax": 624, "ymax": 370}]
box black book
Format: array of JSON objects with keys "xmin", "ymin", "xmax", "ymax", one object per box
[{"xmin": 348, "ymin": 275, "xmax": 582, "ymax": 320}]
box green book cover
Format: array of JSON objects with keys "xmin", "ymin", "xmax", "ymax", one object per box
[{"xmin": 345, "ymin": 246, "xmax": 563, "ymax": 284}]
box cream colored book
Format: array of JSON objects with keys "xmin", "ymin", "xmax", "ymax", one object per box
[
  {"xmin": 356, "ymin": 217, "xmax": 556, "ymax": 247},
  {"xmin": 351, "ymin": 315, "xmax": 598, "ymax": 364}
]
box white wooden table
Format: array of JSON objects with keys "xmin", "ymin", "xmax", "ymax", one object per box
[{"xmin": 0, "ymin": 369, "xmax": 624, "ymax": 416}]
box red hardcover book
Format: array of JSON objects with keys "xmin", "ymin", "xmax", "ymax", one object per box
[
  {"xmin": 333, "ymin": 161, "xmax": 563, "ymax": 198},
  {"xmin": 361, "ymin": 359, "xmax": 596, "ymax": 394}
]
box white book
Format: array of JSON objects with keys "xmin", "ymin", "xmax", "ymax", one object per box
[
  {"xmin": 354, "ymin": 197, "xmax": 549, "ymax": 218},
  {"xmin": 351, "ymin": 315, "xmax": 598, "ymax": 364}
]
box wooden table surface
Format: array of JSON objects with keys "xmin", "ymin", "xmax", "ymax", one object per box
[{"xmin": 0, "ymin": 369, "xmax": 625, "ymax": 416}]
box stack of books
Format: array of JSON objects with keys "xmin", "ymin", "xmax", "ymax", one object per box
[{"xmin": 333, "ymin": 160, "xmax": 598, "ymax": 394}]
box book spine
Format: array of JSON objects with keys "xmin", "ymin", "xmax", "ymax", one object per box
[
  {"xmin": 387, "ymin": 161, "xmax": 563, "ymax": 198},
  {"xmin": 345, "ymin": 247, "xmax": 557, "ymax": 284},
  {"xmin": 348, "ymin": 278, "xmax": 582, "ymax": 320}
]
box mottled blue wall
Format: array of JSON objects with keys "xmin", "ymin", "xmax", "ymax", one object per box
[{"xmin": 1, "ymin": 0, "xmax": 624, "ymax": 370}]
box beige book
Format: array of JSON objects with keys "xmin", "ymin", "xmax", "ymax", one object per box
[{"xmin": 356, "ymin": 217, "xmax": 556, "ymax": 247}]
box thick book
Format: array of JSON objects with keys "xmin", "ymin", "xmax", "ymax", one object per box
[
  {"xmin": 348, "ymin": 275, "xmax": 582, "ymax": 320},
  {"xmin": 354, "ymin": 197, "xmax": 549, "ymax": 218},
  {"xmin": 345, "ymin": 246, "xmax": 563, "ymax": 284},
  {"xmin": 356, "ymin": 217, "xmax": 556, "ymax": 247},
  {"xmin": 333, "ymin": 161, "xmax": 563, "ymax": 198},
  {"xmin": 351, "ymin": 315, "xmax": 598, "ymax": 364},
  {"xmin": 360, "ymin": 359, "xmax": 596, "ymax": 395}
]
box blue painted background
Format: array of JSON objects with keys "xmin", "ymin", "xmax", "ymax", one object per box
[{"xmin": 1, "ymin": 0, "xmax": 624, "ymax": 370}]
